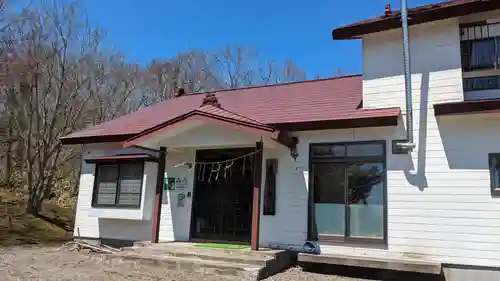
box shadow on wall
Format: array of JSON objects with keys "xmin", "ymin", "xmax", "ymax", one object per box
[
  {"xmin": 386, "ymin": 72, "xmax": 430, "ymax": 191},
  {"xmin": 436, "ymin": 115, "xmax": 500, "ymax": 170},
  {"xmin": 404, "ymin": 71, "xmax": 429, "ymax": 191}
]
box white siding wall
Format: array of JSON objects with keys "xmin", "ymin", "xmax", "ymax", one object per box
[
  {"xmin": 362, "ymin": 18, "xmax": 464, "ymax": 111},
  {"xmin": 74, "ymin": 143, "xmax": 156, "ymax": 242},
  {"xmin": 158, "ymin": 149, "xmax": 196, "ymax": 242},
  {"xmin": 158, "ymin": 123, "xmax": 262, "ymax": 149},
  {"xmin": 329, "ymin": 18, "xmax": 500, "ymax": 267}
]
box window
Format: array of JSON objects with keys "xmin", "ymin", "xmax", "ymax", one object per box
[
  {"xmin": 92, "ymin": 162, "xmax": 144, "ymax": 208},
  {"xmin": 263, "ymin": 159, "xmax": 278, "ymax": 216},
  {"xmin": 460, "ymin": 23, "xmax": 500, "ymax": 93},
  {"xmin": 489, "ymin": 153, "xmax": 500, "ymax": 195},
  {"xmin": 309, "ymin": 141, "xmax": 386, "ymax": 244},
  {"xmin": 464, "ymin": 76, "xmax": 500, "ymax": 92}
]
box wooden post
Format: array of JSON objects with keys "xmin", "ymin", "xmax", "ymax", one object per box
[
  {"xmin": 151, "ymin": 146, "xmax": 167, "ymax": 243},
  {"xmin": 251, "ymin": 142, "xmax": 264, "ymax": 250}
]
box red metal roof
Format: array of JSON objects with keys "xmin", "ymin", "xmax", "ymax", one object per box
[
  {"xmin": 123, "ymin": 104, "xmax": 279, "ymax": 148},
  {"xmin": 196, "ymin": 105, "xmax": 271, "ymax": 128},
  {"xmin": 61, "ymin": 75, "xmax": 401, "ymax": 144},
  {"xmin": 332, "ymin": 0, "xmax": 500, "ymax": 40}
]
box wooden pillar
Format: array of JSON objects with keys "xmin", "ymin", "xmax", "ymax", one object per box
[
  {"xmin": 251, "ymin": 142, "xmax": 264, "ymax": 250},
  {"xmin": 151, "ymin": 146, "xmax": 167, "ymax": 243}
]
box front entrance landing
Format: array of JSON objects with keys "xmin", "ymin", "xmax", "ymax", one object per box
[{"xmin": 115, "ymin": 242, "xmax": 294, "ymax": 280}]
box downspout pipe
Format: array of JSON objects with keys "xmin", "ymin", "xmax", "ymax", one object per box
[{"xmin": 397, "ymin": 0, "xmax": 416, "ymax": 151}]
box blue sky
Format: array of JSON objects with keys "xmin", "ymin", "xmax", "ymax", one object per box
[{"xmin": 81, "ymin": 0, "xmax": 439, "ymax": 78}]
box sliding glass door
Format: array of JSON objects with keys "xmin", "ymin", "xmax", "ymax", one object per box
[{"xmin": 310, "ymin": 141, "xmax": 386, "ymax": 244}]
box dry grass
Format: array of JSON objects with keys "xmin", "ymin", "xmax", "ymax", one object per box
[{"xmin": 0, "ymin": 191, "xmax": 74, "ymax": 246}]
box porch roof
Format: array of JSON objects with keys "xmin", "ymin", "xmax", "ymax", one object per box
[
  {"xmin": 434, "ymin": 99, "xmax": 500, "ymax": 116},
  {"xmin": 123, "ymin": 104, "xmax": 280, "ymax": 148},
  {"xmin": 61, "ymin": 75, "xmax": 401, "ymax": 145}
]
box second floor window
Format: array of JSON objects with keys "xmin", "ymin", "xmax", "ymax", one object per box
[
  {"xmin": 461, "ymin": 24, "xmax": 500, "ymax": 72},
  {"xmin": 460, "ymin": 23, "xmax": 500, "ymax": 95}
]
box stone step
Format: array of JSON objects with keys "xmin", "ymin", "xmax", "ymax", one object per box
[
  {"xmin": 130, "ymin": 243, "xmax": 280, "ymax": 259},
  {"xmin": 109, "ymin": 252, "xmax": 262, "ymax": 280},
  {"xmin": 123, "ymin": 243, "xmax": 295, "ymax": 280},
  {"xmin": 128, "ymin": 246, "xmax": 271, "ymax": 266}
]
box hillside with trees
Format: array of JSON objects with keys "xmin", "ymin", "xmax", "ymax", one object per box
[{"xmin": 0, "ymin": 0, "xmax": 306, "ymax": 243}]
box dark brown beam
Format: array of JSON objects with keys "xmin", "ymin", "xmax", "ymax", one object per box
[
  {"xmin": 151, "ymin": 146, "xmax": 167, "ymax": 243},
  {"xmin": 271, "ymin": 116, "xmax": 398, "ymax": 132},
  {"xmin": 251, "ymin": 141, "xmax": 264, "ymax": 251},
  {"xmin": 60, "ymin": 133, "xmax": 136, "ymax": 145},
  {"xmin": 434, "ymin": 99, "xmax": 500, "ymax": 116}
]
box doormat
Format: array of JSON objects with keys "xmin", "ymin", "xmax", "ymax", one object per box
[{"xmin": 194, "ymin": 243, "xmax": 249, "ymax": 249}]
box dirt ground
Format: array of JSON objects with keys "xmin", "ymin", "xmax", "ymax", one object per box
[{"xmin": 0, "ymin": 246, "xmax": 429, "ymax": 281}]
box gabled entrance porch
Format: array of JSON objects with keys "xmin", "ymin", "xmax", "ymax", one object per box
[{"xmin": 121, "ymin": 93, "xmax": 296, "ymax": 250}]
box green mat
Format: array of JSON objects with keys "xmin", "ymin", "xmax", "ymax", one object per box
[{"xmin": 194, "ymin": 243, "xmax": 249, "ymax": 249}]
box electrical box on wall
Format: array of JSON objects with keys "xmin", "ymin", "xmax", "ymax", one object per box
[{"xmin": 392, "ymin": 139, "xmax": 412, "ymax": 154}]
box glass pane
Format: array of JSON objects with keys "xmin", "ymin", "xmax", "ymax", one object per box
[
  {"xmin": 346, "ymin": 143, "xmax": 384, "ymax": 157},
  {"xmin": 118, "ymin": 193, "xmax": 141, "ymax": 206},
  {"xmin": 97, "ymin": 193, "xmax": 116, "ymax": 205},
  {"xmin": 313, "ymin": 163, "xmax": 345, "ymax": 236},
  {"xmin": 492, "ymin": 156, "xmax": 500, "ymax": 189},
  {"xmin": 118, "ymin": 163, "xmax": 143, "ymax": 206},
  {"xmin": 96, "ymin": 165, "xmax": 118, "ymax": 205},
  {"xmin": 347, "ymin": 162, "xmax": 385, "ymax": 239},
  {"xmin": 312, "ymin": 145, "xmax": 345, "ymax": 157},
  {"xmin": 470, "ymin": 39, "xmax": 495, "ymax": 70},
  {"xmin": 464, "ymin": 76, "xmax": 500, "ymax": 92},
  {"xmin": 98, "ymin": 165, "xmax": 118, "ymax": 182}
]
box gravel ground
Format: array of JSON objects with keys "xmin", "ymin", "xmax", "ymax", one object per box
[{"xmin": 0, "ymin": 246, "xmax": 438, "ymax": 281}]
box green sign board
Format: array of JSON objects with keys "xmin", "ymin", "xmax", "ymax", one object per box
[{"xmin": 164, "ymin": 177, "xmax": 176, "ymax": 191}]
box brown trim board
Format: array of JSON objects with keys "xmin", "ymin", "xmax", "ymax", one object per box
[
  {"xmin": 434, "ymin": 99, "xmax": 500, "ymax": 116},
  {"xmin": 151, "ymin": 146, "xmax": 167, "ymax": 243},
  {"xmin": 272, "ymin": 115, "xmax": 398, "ymax": 131},
  {"xmin": 333, "ymin": 1, "xmax": 500, "ymax": 40},
  {"xmin": 60, "ymin": 134, "xmax": 136, "ymax": 145},
  {"xmin": 251, "ymin": 141, "xmax": 264, "ymax": 250}
]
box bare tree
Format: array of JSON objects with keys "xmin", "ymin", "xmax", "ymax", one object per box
[
  {"xmin": 205, "ymin": 45, "xmax": 306, "ymax": 88},
  {"xmin": 1, "ymin": 1, "xmax": 104, "ymax": 214},
  {"xmin": 143, "ymin": 45, "xmax": 307, "ymax": 103},
  {"xmin": 0, "ymin": 1, "xmax": 308, "ymax": 217}
]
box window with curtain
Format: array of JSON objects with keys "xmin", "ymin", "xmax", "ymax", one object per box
[
  {"xmin": 460, "ymin": 23, "xmax": 500, "ymax": 93},
  {"xmin": 310, "ymin": 142, "xmax": 386, "ymax": 243},
  {"xmin": 92, "ymin": 162, "xmax": 144, "ymax": 208}
]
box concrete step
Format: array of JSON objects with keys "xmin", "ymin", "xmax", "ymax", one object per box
[
  {"xmin": 128, "ymin": 247, "xmax": 271, "ymax": 266},
  {"xmin": 122, "ymin": 242, "xmax": 295, "ymax": 280},
  {"xmin": 109, "ymin": 252, "xmax": 261, "ymax": 280}
]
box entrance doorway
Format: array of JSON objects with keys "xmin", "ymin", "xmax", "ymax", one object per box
[{"xmin": 190, "ymin": 148, "xmax": 254, "ymax": 242}]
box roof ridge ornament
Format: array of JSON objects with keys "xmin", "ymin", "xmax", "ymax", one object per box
[{"xmin": 201, "ymin": 92, "xmax": 222, "ymax": 108}]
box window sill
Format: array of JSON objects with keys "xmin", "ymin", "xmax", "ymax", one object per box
[
  {"xmin": 315, "ymin": 237, "xmax": 388, "ymax": 250},
  {"xmin": 89, "ymin": 207, "xmax": 150, "ymax": 220},
  {"xmin": 463, "ymin": 69, "xmax": 500, "ymax": 79},
  {"xmin": 492, "ymin": 188, "xmax": 500, "ymax": 197}
]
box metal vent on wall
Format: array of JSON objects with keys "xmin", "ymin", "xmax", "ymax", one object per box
[{"xmin": 392, "ymin": 140, "xmax": 410, "ymax": 154}]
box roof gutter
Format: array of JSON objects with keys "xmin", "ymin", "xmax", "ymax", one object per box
[{"xmin": 396, "ymin": 0, "xmax": 415, "ymax": 152}]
